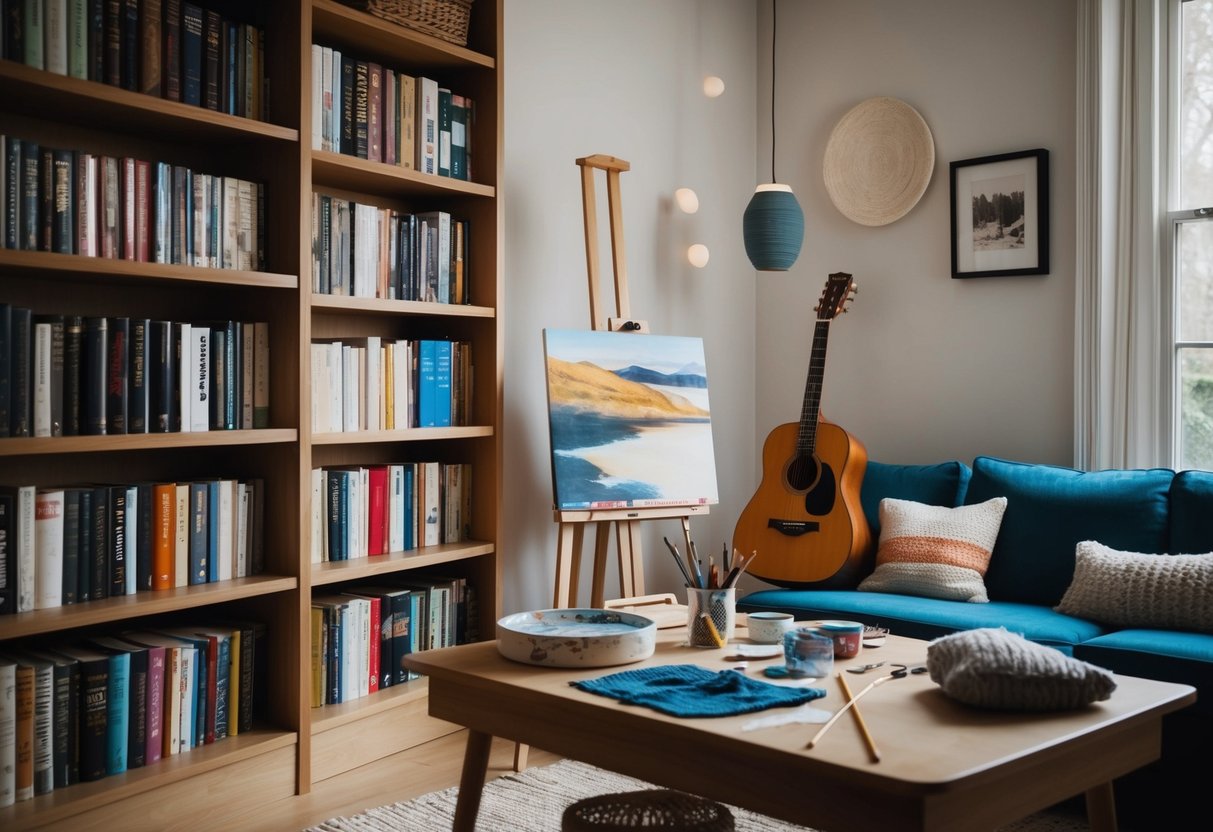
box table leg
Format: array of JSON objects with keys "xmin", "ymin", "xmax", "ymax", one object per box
[
  {"xmin": 453, "ymin": 730, "xmax": 493, "ymax": 832},
  {"xmin": 1085, "ymin": 781, "xmax": 1118, "ymax": 832}
]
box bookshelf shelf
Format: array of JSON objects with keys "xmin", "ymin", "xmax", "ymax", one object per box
[
  {"xmin": 0, "ymin": 249, "xmax": 299, "ymax": 289},
  {"xmin": 310, "ymin": 677, "xmax": 430, "ymax": 734},
  {"xmin": 310, "ymin": 541, "xmax": 494, "ymax": 586},
  {"xmin": 0, "ymin": 576, "xmax": 299, "ymax": 640},
  {"xmin": 4, "ymin": 729, "xmax": 297, "ymax": 832},
  {"xmin": 311, "ymin": 0, "xmax": 495, "ymax": 70},
  {"xmin": 310, "ymin": 293, "xmax": 495, "ymax": 317},
  {"xmin": 311, "ymin": 150, "xmax": 495, "ymax": 199},
  {"xmin": 309, "ymin": 426, "xmax": 493, "ymax": 445},
  {"xmin": 0, "ymin": 429, "xmax": 299, "ymax": 457},
  {"xmin": 0, "ymin": 59, "xmax": 299, "ymax": 145}
]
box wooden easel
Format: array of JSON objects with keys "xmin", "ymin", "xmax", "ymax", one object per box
[
  {"xmin": 514, "ymin": 155, "xmax": 709, "ymax": 773},
  {"xmin": 551, "ymin": 154, "xmax": 709, "ymax": 611}
]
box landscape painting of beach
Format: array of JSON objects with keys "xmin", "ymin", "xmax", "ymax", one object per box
[{"xmin": 543, "ymin": 329, "xmax": 720, "ymax": 510}]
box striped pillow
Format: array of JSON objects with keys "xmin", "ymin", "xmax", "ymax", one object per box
[{"xmin": 857, "ymin": 497, "xmax": 1008, "ymax": 603}]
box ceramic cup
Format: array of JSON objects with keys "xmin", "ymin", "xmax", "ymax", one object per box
[
  {"xmin": 686, "ymin": 587, "xmax": 736, "ymax": 648},
  {"xmin": 816, "ymin": 620, "xmax": 865, "ymax": 659},
  {"xmin": 746, "ymin": 611, "xmax": 796, "ymax": 644}
]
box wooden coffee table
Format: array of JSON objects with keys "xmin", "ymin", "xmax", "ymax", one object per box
[{"xmin": 404, "ymin": 629, "xmax": 1195, "ymax": 832}]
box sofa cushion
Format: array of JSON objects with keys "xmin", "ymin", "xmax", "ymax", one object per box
[
  {"xmin": 737, "ymin": 588, "xmax": 1106, "ymax": 653},
  {"xmin": 1170, "ymin": 469, "xmax": 1213, "ymax": 554},
  {"xmin": 1055, "ymin": 541, "xmax": 1213, "ymax": 633},
  {"xmin": 964, "ymin": 457, "xmax": 1173, "ymax": 607},
  {"xmin": 927, "ymin": 628, "xmax": 1116, "ymax": 711},
  {"xmin": 857, "ymin": 497, "xmax": 1007, "ymax": 602},
  {"xmin": 859, "ymin": 460, "xmax": 972, "ymax": 540},
  {"xmin": 1073, "ymin": 630, "xmax": 1213, "ymax": 716}
]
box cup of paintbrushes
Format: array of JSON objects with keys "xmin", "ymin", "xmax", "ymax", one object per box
[{"xmin": 686, "ymin": 587, "xmax": 736, "ymax": 648}]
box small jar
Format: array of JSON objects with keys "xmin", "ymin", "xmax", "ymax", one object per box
[{"xmin": 783, "ymin": 627, "xmax": 834, "ymax": 679}]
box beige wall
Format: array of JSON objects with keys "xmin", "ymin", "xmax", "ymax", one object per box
[
  {"xmin": 755, "ymin": 0, "xmax": 1077, "ymax": 468},
  {"xmin": 502, "ymin": 0, "xmax": 1077, "ymax": 615},
  {"xmin": 503, "ymin": 0, "xmax": 759, "ymax": 615}
]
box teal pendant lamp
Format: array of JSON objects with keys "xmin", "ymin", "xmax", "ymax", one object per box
[{"xmin": 744, "ymin": 0, "xmax": 803, "ymax": 271}]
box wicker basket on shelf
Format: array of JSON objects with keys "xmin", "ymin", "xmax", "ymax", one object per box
[{"xmin": 344, "ymin": 0, "xmax": 474, "ymax": 47}]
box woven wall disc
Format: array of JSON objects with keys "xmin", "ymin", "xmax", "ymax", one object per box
[{"xmin": 822, "ymin": 96, "xmax": 934, "ymax": 227}]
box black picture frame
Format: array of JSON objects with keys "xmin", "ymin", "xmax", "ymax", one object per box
[{"xmin": 950, "ymin": 148, "xmax": 1049, "ymax": 278}]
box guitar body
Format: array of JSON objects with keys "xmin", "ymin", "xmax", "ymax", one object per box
[{"xmin": 733, "ymin": 417, "xmax": 872, "ymax": 587}]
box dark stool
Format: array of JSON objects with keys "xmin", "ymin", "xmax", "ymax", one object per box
[{"xmin": 562, "ymin": 789, "xmax": 735, "ymax": 832}]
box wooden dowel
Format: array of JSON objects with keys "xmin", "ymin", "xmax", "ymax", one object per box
[
  {"xmin": 806, "ymin": 675, "xmax": 890, "ymax": 749},
  {"xmin": 837, "ymin": 672, "xmax": 881, "ymax": 762}
]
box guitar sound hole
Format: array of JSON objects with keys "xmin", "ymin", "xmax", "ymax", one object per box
[{"xmin": 786, "ymin": 455, "xmax": 819, "ymax": 491}]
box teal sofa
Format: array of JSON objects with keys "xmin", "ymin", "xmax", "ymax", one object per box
[{"xmin": 737, "ymin": 456, "xmax": 1211, "ymax": 827}]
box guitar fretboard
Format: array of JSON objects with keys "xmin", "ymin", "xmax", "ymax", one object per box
[{"xmin": 796, "ymin": 318, "xmax": 831, "ymax": 455}]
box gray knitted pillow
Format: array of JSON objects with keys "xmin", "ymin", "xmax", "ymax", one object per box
[
  {"xmin": 926, "ymin": 628, "xmax": 1116, "ymax": 711},
  {"xmin": 1055, "ymin": 541, "xmax": 1213, "ymax": 632}
]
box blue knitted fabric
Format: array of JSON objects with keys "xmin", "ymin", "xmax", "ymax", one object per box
[{"xmin": 570, "ymin": 664, "xmax": 825, "ymax": 718}]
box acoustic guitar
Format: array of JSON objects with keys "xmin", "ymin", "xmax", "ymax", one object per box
[{"xmin": 732, "ymin": 272, "xmax": 872, "ymax": 587}]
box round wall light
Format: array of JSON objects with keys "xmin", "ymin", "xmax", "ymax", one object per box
[
  {"xmin": 687, "ymin": 244, "xmax": 710, "ymax": 268},
  {"xmin": 674, "ymin": 188, "xmax": 700, "ymax": 214},
  {"xmin": 703, "ymin": 76, "xmax": 725, "ymax": 98}
]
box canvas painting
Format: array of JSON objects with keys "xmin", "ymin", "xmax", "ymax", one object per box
[{"xmin": 543, "ymin": 329, "xmax": 720, "ymax": 510}]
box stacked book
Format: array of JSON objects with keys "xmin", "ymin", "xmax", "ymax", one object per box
[
  {"xmin": 0, "ymin": 476, "xmax": 266, "ymax": 615},
  {"xmin": 0, "ymin": 305, "xmax": 270, "ymax": 437},
  {"xmin": 310, "ymin": 576, "xmax": 475, "ymax": 707},
  {"xmin": 1, "ymin": 135, "xmax": 265, "ymax": 270},
  {"xmin": 310, "ymin": 336, "xmax": 470, "ymax": 432},
  {"xmin": 311, "ymin": 43, "xmax": 473, "ymax": 180},
  {"xmin": 309, "ymin": 461, "xmax": 470, "ymax": 564},
  {"xmin": 0, "ymin": 621, "xmax": 264, "ymax": 805},
  {"xmin": 311, "ymin": 198, "xmax": 469, "ymax": 303},
  {"xmin": 2, "ymin": 0, "xmax": 269, "ymax": 121}
]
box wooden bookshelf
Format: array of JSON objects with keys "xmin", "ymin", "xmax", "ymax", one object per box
[{"xmin": 0, "ymin": 0, "xmax": 502, "ymax": 824}]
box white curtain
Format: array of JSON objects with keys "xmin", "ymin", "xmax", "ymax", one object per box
[{"xmin": 1074, "ymin": 0, "xmax": 1168, "ymax": 471}]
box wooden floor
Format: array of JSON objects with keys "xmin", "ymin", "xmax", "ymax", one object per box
[{"xmin": 237, "ymin": 734, "xmax": 561, "ymax": 832}]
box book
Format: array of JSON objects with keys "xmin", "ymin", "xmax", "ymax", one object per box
[
  {"xmin": 340, "ymin": 55, "xmax": 354, "ymax": 155},
  {"xmin": 140, "ymin": 0, "xmax": 162, "ymax": 95},
  {"xmin": 6, "ymin": 653, "xmax": 52, "ymax": 795},
  {"xmin": 107, "ymin": 483, "xmax": 127, "ymax": 596},
  {"xmin": 67, "ymin": 0, "xmax": 88, "ymax": 79},
  {"xmin": 9, "ymin": 306, "xmax": 31, "ymax": 436},
  {"xmin": 437, "ymin": 87, "xmax": 451, "ymax": 177},
  {"xmin": 119, "ymin": 0, "xmax": 137, "ymax": 89},
  {"xmin": 148, "ymin": 319, "xmax": 174, "ymax": 431},
  {"xmin": 367, "ymin": 62, "xmax": 382, "ymax": 163},
  {"xmin": 353, "ymin": 60, "xmax": 369, "ymax": 159},
  {"xmin": 152, "ymin": 482, "xmax": 175, "ymax": 588},
  {"xmin": 82, "ymin": 316, "xmax": 107, "ymax": 434},
  {"xmin": 88, "ymin": 485, "xmax": 108, "ymax": 601},
  {"xmin": 399, "ymin": 73, "xmax": 415, "ymax": 170},
  {"xmin": 156, "ymin": 628, "xmax": 210, "ymax": 746},
  {"xmin": 18, "ymin": 142, "xmax": 38, "ymax": 250},
  {"xmin": 450, "ymin": 93, "xmax": 468, "ymax": 180},
  {"xmin": 52, "ymin": 644, "xmax": 109, "ymax": 782},
  {"xmin": 63, "ymin": 315, "xmax": 83, "ymax": 435},
  {"xmin": 61, "ymin": 487, "xmax": 82, "ymax": 605},
  {"xmin": 415, "ymin": 76, "xmax": 438, "ymax": 174},
  {"xmin": 50, "ymin": 148, "xmax": 73, "ymax": 253},
  {"xmin": 76, "ymin": 488, "xmax": 93, "ymax": 602},
  {"xmin": 128, "ymin": 317, "xmax": 149, "ymax": 433},
  {"xmin": 12, "ymin": 486, "xmax": 34, "ymax": 613},
  {"xmin": 180, "ymin": 2, "xmax": 201, "ymax": 105},
  {"xmin": 174, "ymin": 321, "xmax": 190, "ymax": 430},
  {"xmin": 32, "ymin": 315, "xmax": 64, "ymax": 437},
  {"xmin": 202, "ymin": 8, "xmax": 219, "ymax": 110},
  {"xmin": 33, "ymin": 489, "xmax": 65, "ymax": 610},
  {"xmin": 189, "ymin": 325, "xmax": 210, "ymax": 431},
  {"xmin": 0, "ymin": 659, "xmax": 16, "ymax": 806},
  {"xmin": 133, "ymin": 481, "xmax": 153, "ymax": 591},
  {"xmin": 44, "ymin": 0, "xmax": 66, "ymax": 73},
  {"xmin": 18, "ymin": 649, "xmax": 76, "ymax": 790},
  {"xmin": 188, "ymin": 481, "xmax": 207, "ymax": 583},
  {"xmin": 0, "ymin": 304, "xmax": 10, "ymax": 436},
  {"xmin": 106, "ymin": 316, "xmax": 129, "ymax": 435},
  {"xmin": 162, "ymin": 0, "xmax": 181, "ymax": 100},
  {"xmin": 10, "ymin": 661, "xmax": 32, "ymax": 800},
  {"xmin": 23, "ymin": 0, "xmax": 45, "ymax": 70},
  {"xmin": 173, "ymin": 482, "xmax": 188, "ymax": 588},
  {"xmin": 0, "ymin": 489, "xmax": 15, "ymax": 615}
]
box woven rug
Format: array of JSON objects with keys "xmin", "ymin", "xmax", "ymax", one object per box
[{"xmin": 304, "ymin": 758, "xmax": 1090, "ymax": 831}]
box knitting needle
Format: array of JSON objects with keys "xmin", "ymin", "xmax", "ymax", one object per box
[
  {"xmin": 836, "ymin": 672, "xmax": 881, "ymax": 762},
  {"xmin": 805, "ymin": 674, "xmax": 892, "ymax": 749}
]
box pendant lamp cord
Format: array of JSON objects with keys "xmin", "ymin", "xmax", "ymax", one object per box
[{"xmin": 771, "ymin": 0, "xmax": 777, "ymax": 183}]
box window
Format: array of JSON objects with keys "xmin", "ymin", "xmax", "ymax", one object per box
[{"xmin": 1171, "ymin": 0, "xmax": 1213, "ymax": 469}]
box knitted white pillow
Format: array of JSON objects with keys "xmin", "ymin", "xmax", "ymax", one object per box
[
  {"xmin": 857, "ymin": 497, "xmax": 1008, "ymax": 603},
  {"xmin": 1055, "ymin": 541, "xmax": 1213, "ymax": 632},
  {"xmin": 927, "ymin": 628, "xmax": 1116, "ymax": 710}
]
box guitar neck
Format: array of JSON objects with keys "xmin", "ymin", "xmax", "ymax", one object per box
[{"xmin": 796, "ymin": 319, "xmax": 831, "ymax": 454}]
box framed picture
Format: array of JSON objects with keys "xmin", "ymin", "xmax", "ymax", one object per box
[
  {"xmin": 950, "ymin": 148, "xmax": 1049, "ymax": 278},
  {"xmin": 542, "ymin": 328, "xmax": 720, "ymax": 511}
]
